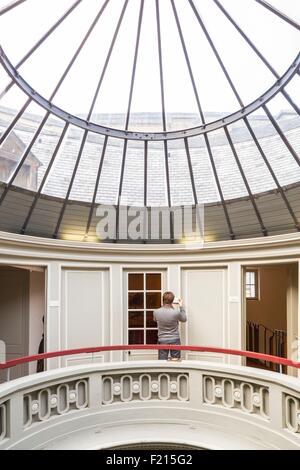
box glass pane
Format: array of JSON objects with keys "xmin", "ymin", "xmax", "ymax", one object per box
[
  {"xmin": 146, "ymin": 311, "xmax": 157, "ymax": 328},
  {"xmin": 129, "ymin": 330, "xmax": 144, "ymax": 345},
  {"xmin": 146, "ymin": 273, "xmax": 161, "ymax": 291},
  {"xmin": 43, "ymin": 125, "xmax": 85, "ymax": 198},
  {"xmin": 69, "ymin": 133, "xmax": 106, "ymax": 203},
  {"xmin": 128, "ymin": 311, "xmax": 144, "ymax": 328},
  {"xmin": 146, "ymin": 292, "xmax": 161, "ymax": 309},
  {"xmin": 14, "ymin": 115, "xmax": 66, "ymax": 192},
  {"xmin": 248, "ymin": 272, "xmax": 255, "ymax": 284},
  {"xmin": 95, "ymin": 137, "xmax": 123, "ymax": 205},
  {"xmin": 128, "ymin": 292, "xmax": 144, "ymax": 309},
  {"xmin": 120, "ymin": 140, "xmax": 145, "ymax": 206},
  {"xmin": 0, "ymin": 102, "xmax": 45, "ymax": 186},
  {"xmin": 146, "ymin": 329, "xmax": 158, "ymax": 345},
  {"xmin": 128, "ymin": 273, "xmax": 144, "ymax": 291}
]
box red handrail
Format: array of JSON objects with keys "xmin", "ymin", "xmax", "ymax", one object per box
[{"xmin": 0, "ymin": 345, "xmax": 300, "ymax": 370}]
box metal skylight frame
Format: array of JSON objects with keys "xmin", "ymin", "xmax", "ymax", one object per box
[{"xmin": 0, "ymin": 0, "xmax": 298, "ymax": 242}]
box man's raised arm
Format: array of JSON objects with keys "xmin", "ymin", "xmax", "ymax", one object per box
[{"xmin": 177, "ymin": 299, "xmax": 187, "ymax": 322}]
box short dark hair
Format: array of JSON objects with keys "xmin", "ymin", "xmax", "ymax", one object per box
[{"xmin": 163, "ymin": 291, "xmax": 175, "ymax": 305}]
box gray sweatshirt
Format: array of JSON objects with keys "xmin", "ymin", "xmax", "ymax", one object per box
[{"xmin": 153, "ymin": 305, "xmax": 187, "ymax": 342}]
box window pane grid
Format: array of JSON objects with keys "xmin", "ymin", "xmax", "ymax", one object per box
[
  {"xmin": 128, "ymin": 272, "xmax": 162, "ymax": 345},
  {"xmin": 246, "ymin": 270, "xmax": 258, "ymax": 299}
]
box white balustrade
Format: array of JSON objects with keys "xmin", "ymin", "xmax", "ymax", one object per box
[
  {"xmin": 0, "ymin": 402, "xmax": 7, "ymax": 442},
  {"xmin": 0, "ymin": 361, "xmax": 299, "ymax": 450},
  {"xmin": 203, "ymin": 376, "xmax": 269, "ymax": 418}
]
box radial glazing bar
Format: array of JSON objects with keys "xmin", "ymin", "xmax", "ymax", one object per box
[
  {"xmin": 184, "ymin": 137, "xmax": 198, "ymax": 205},
  {"xmin": 0, "ymin": 0, "xmax": 26, "ymax": 16},
  {"xmin": 144, "ymin": 140, "xmax": 148, "ymax": 207},
  {"xmin": 116, "ymin": 0, "xmax": 144, "ymax": 241},
  {"xmin": 204, "ymin": 133, "xmax": 235, "ymax": 239},
  {"xmin": 255, "ymin": 0, "xmax": 300, "ymax": 31},
  {"xmin": 243, "ymin": 116, "xmax": 300, "ymax": 231},
  {"xmin": 164, "ymin": 140, "xmax": 174, "ymax": 241},
  {"xmin": 0, "ymin": 0, "xmax": 83, "ymax": 100},
  {"xmin": 155, "ymin": 0, "xmax": 167, "ymax": 131},
  {"xmin": 0, "ymin": 0, "xmax": 111, "ymax": 208},
  {"xmin": 170, "ymin": 0, "xmax": 205, "ymax": 123},
  {"xmin": 0, "ymin": 97, "xmax": 31, "ymax": 146},
  {"xmin": 184, "ymin": 137, "xmax": 204, "ymax": 240},
  {"xmin": 85, "ymin": 0, "xmax": 129, "ymax": 240},
  {"xmin": 0, "ymin": 110, "xmax": 50, "ymax": 205},
  {"xmin": 115, "ymin": 140, "xmax": 128, "ymax": 241},
  {"xmin": 188, "ymin": 0, "xmax": 244, "ymax": 107},
  {"xmin": 53, "ymin": 129, "xmax": 88, "ymax": 238},
  {"xmin": 156, "ymin": 0, "xmax": 174, "ymax": 241},
  {"xmin": 213, "ymin": 0, "xmax": 300, "ymax": 115},
  {"xmin": 124, "ymin": 0, "xmax": 144, "ymax": 130},
  {"xmin": 143, "ymin": 140, "xmax": 148, "ymax": 243},
  {"xmin": 48, "ymin": 0, "xmax": 111, "ymax": 101},
  {"xmin": 53, "ymin": 0, "xmax": 121, "ymax": 238},
  {"xmin": 263, "ymin": 104, "xmax": 300, "ymax": 166},
  {"xmin": 20, "ymin": 122, "xmax": 69, "ymax": 234},
  {"xmin": 84, "ymin": 135, "xmax": 108, "ymax": 238},
  {"xmin": 182, "ymin": 0, "xmax": 238, "ymax": 240},
  {"xmin": 225, "ymin": 126, "xmax": 268, "ymax": 236},
  {"xmin": 87, "ymin": 0, "xmax": 129, "ymax": 119}
]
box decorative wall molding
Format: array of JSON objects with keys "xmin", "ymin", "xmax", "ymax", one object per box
[{"xmin": 1, "ymin": 230, "xmax": 300, "ymax": 264}]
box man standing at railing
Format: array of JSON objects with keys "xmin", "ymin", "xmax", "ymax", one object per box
[{"xmin": 153, "ymin": 291, "xmax": 187, "ymax": 361}]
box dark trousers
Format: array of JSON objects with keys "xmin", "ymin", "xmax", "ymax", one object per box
[{"xmin": 158, "ymin": 338, "xmax": 181, "ymax": 360}]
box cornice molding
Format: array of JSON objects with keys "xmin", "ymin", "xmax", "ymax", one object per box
[{"xmin": 0, "ymin": 231, "xmax": 300, "ymax": 264}]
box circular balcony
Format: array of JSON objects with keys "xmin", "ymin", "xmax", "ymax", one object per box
[{"xmin": 0, "ymin": 346, "xmax": 300, "ymax": 450}]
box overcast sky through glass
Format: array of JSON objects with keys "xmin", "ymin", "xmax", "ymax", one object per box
[{"xmin": 0, "ymin": 0, "xmax": 299, "ymax": 130}]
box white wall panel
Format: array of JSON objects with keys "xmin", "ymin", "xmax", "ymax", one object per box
[
  {"xmin": 61, "ymin": 269, "xmax": 109, "ymax": 366},
  {"xmin": 182, "ymin": 268, "xmax": 228, "ymax": 362},
  {"xmin": 0, "ymin": 268, "xmax": 29, "ymax": 380}
]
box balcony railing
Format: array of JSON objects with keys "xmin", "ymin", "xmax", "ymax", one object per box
[{"xmin": 0, "ymin": 345, "xmax": 300, "ymax": 449}]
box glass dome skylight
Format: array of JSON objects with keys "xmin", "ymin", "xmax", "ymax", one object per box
[{"xmin": 0, "ymin": 0, "xmax": 299, "ymax": 243}]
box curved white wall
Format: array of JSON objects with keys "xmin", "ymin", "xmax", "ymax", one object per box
[{"xmin": 0, "ymin": 230, "xmax": 299, "ymax": 371}]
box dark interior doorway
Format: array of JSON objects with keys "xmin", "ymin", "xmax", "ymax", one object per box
[{"xmin": 245, "ymin": 263, "xmax": 298, "ymax": 374}]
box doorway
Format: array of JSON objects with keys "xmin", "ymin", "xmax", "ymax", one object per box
[
  {"xmin": 0, "ymin": 265, "xmax": 45, "ymax": 381},
  {"xmin": 244, "ymin": 263, "xmax": 298, "ymax": 374}
]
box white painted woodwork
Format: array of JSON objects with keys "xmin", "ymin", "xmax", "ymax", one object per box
[
  {"xmin": 28, "ymin": 271, "xmax": 45, "ymax": 374},
  {"xmin": 0, "ymin": 231, "xmax": 299, "ymax": 376},
  {"xmin": 61, "ymin": 269, "xmax": 109, "ymax": 366},
  {"xmin": 287, "ymin": 264, "xmax": 299, "ymax": 377},
  {"xmin": 0, "ymin": 268, "xmax": 29, "ymax": 380},
  {"xmin": 0, "ymin": 340, "xmax": 5, "ymax": 363},
  {"xmin": 123, "ymin": 269, "xmax": 167, "ymax": 362},
  {"xmin": 182, "ymin": 268, "xmax": 228, "ymax": 362}
]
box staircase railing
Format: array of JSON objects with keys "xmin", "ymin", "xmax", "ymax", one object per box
[{"xmin": 246, "ymin": 321, "xmax": 287, "ymax": 372}]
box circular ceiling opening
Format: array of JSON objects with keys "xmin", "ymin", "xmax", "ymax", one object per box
[
  {"xmin": 0, "ymin": 0, "xmax": 299, "ymax": 137},
  {"xmin": 0, "ymin": 0, "xmax": 299, "ymax": 243}
]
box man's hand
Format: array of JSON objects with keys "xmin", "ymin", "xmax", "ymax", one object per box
[{"xmin": 178, "ymin": 298, "xmax": 183, "ymax": 308}]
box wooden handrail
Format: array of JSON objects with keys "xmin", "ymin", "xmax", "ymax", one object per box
[{"xmin": 0, "ymin": 345, "xmax": 300, "ymax": 370}]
